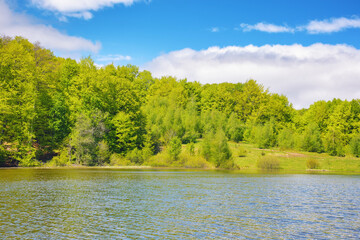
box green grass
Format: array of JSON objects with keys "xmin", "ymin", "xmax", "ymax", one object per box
[
  {"xmin": 229, "ymin": 141, "xmax": 360, "ymax": 173},
  {"xmin": 39, "ymin": 140, "xmax": 360, "ymax": 173}
]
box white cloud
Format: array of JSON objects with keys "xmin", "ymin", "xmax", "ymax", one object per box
[
  {"xmin": 96, "ymin": 54, "xmax": 132, "ymax": 62},
  {"xmin": 30, "ymin": 0, "xmax": 140, "ymax": 20},
  {"xmin": 305, "ymin": 17, "xmax": 360, "ymax": 34},
  {"xmin": 240, "ymin": 22, "xmax": 294, "ymax": 33},
  {"xmin": 0, "ymin": 0, "xmax": 100, "ymax": 56},
  {"xmin": 239, "ymin": 17, "xmax": 360, "ymax": 34},
  {"xmin": 144, "ymin": 44, "xmax": 360, "ymax": 109}
]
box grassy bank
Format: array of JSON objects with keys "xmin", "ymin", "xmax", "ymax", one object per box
[
  {"xmin": 37, "ymin": 141, "xmax": 360, "ymax": 174},
  {"xmin": 230, "ymin": 142, "xmax": 360, "ymax": 173}
]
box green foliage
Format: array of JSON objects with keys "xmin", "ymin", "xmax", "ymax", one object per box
[
  {"xmin": 350, "ymin": 134, "xmax": 360, "ymax": 157},
  {"xmin": 126, "ymin": 147, "xmax": 152, "ymax": 165},
  {"xmin": 109, "ymin": 153, "xmax": 132, "ymax": 166},
  {"xmin": 226, "ymin": 113, "xmax": 245, "ymax": 142},
  {"xmin": 71, "ymin": 111, "xmax": 108, "ymax": 166},
  {"xmin": 181, "ymin": 154, "xmax": 213, "ymax": 168},
  {"xmin": 306, "ymin": 158, "xmax": 320, "ymax": 169},
  {"xmin": 301, "ymin": 123, "xmax": 323, "ymax": 153},
  {"xmin": 3, "ymin": 35, "xmax": 360, "ymax": 170},
  {"xmin": 201, "ymin": 129, "xmax": 233, "ymax": 168},
  {"xmin": 16, "ymin": 146, "xmax": 41, "ymax": 167},
  {"xmin": 110, "ymin": 111, "xmax": 139, "ymax": 153},
  {"xmin": 255, "ymin": 120, "xmax": 276, "ymax": 149},
  {"xmin": 98, "ymin": 140, "xmax": 111, "ymax": 165},
  {"xmin": 257, "ymin": 156, "xmax": 280, "ymax": 170},
  {"xmin": 187, "ymin": 142, "xmax": 195, "ymax": 156},
  {"xmin": 45, "ymin": 147, "xmax": 72, "ymax": 167},
  {"xmin": 277, "ymin": 128, "xmax": 295, "ymax": 150},
  {"xmin": 323, "ymin": 129, "xmax": 345, "ymax": 157},
  {"xmin": 168, "ymin": 136, "xmax": 182, "ymax": 161},
  {"xmin": 201, "ymin": 132, "xmax": 213, "ymax": 161}
]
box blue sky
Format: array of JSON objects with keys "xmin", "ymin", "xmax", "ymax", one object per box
[{"xmin": 1, "ymin": 0, "xmax": 360, "ymax": 108}]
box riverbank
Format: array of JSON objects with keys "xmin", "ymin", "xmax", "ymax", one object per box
[
  {"xmin": 2, "ymin": 141, "xmax": 360, "ymax": 174},
  {"xmin": 230, "ymin": 142, "xmax": 360, "ymax": 173}
]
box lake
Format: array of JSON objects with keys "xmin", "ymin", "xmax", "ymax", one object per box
[{"xmin": 0, "ymin": 168, "xmax": 359, "ymax": 239}]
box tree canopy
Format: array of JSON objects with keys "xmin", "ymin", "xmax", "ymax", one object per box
[{"xmin": 1, "ymin": 36, "xmax": 359, "ymax": 167}]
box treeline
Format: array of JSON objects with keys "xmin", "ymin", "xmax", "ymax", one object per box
[{"xmin": 1, "ymin": 36, "xmax": 360, "ymax": 168}]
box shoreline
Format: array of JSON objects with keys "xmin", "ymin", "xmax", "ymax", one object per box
[{"xmin": 1, "ymin": 165, "xmax": 359, "ymax": 175}]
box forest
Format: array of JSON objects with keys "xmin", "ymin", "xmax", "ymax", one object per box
[{"xmin": 1, "ymin": 36, "xmax": 360, "ymax": 169}]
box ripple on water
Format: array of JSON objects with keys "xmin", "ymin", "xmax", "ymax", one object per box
[{"xmin": 0, "ymin": 170, "xmax": 359, "ymax": 239}]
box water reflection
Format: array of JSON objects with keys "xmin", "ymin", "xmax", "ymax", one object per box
[{"xmin": 0, "ymin": 169, "xmax": 359, "ymax": 239}]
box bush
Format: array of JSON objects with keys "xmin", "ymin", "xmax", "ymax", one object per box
[
  {"xmin": 257, "ymin": 156, "xmax": 280, "ymax": 170},
  {"xmin": 126, "ymin": 148, "xmax": 144, "ymax": 165},
  {"xmin": 306, "ymin": 158, "xmax": 320, "ymax": 169},
  {"xmin": 181, "ymin": 154, "xmax": 213, "ymax": 169},
  {"xmin": 109, "ymin": 153, "xmax": 132, "ymax": 166},
  {"xmin": 17, "ymin": 147, "xmax": 42, "ymax": 167},
  {"xmin": 144, "ymin": 151, "xmax": 171, "ymax": 167}
]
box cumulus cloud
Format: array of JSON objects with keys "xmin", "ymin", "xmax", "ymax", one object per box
[
  {"xmin": 239, "ymin": 22, "xmax": 294, "ymax": 33},
  {"xmin": 305, "ymin": 17, "xmax": 360, "ymax": 34},
  {"xmin": 144, "ymin": 44, "xmax": 360, "ymax": 109},
  {"xmin": 0, "ymin": 0, "xmax": 100, "ymax": 56},
  {"xmin": 30, "ymin": 0, "xmax": 140, "ymax": 20}
]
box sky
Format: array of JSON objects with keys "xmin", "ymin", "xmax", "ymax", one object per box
[{"xmin": 1, "ymin": 0, "xmax": 360, "ymax": 108}]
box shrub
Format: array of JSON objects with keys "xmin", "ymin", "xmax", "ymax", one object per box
[
  {"xmin": 126, "ymin": 145, "xmax": 153, "ymax": 164},
  {"xmin": 45, "ymin": 148, "xmax": 72, "ymax": 167},
  {"xmin": 181, "ymin": 154, "xmax": 213, "ymax": 169},
  {"xmin": 257, "ymin": 156, "xmax": 280, "ymax": 170},
  {"xmin": 306, "ymin": 158, "xmax": 320, "ymax": 169},
  {"xmin": 17, "ymin": 147, "xmax": 42, "ymax": 167},
  {"xmin": 144, "ymin": 152, "xmax": 171, "ymax": 167},
  {"xmin": 109, "ymin": 153, "xmax": 132, "ymax": 166}
]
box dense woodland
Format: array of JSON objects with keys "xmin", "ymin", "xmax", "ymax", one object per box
[{"xmin": 1, "ymin": 36, "xmax": 360, "ymax": 168}]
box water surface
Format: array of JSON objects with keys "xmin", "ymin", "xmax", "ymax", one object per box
[{"xmin": 0, "ymin": 168, "xmax": 359, "ymax": 239}]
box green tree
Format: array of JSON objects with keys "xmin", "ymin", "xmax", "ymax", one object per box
[
  {"xmin": 226, "ymin": 112, "xmax": 245, "ymax": 142},
  {"xmin": 301, "ymin": 123, "xmax": 323, "ymax": 153},
  {"xmin": 277, "ymin": 128, "xmax": 295, "ymax": 150},
  {"xmin": 255, "ymin": 120, "xmax": 276, "ymax": 149},
  {"xmin": 350, "ymin": 134, "xmax": 360, "ymax": 157},
  {"xmin": 109, "ymin": 111, "xmax": 140, "ymax": 154},
  {"xmin": 168, "ymin": 136, "xmax": 182, "ymax": 161}
]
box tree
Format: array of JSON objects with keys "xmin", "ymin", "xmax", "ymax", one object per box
[
  {"xmin": 202, "ymin": 129, "xmax": 232, "ymax": 168},
  {"xmin": 71, "ymin": 111, "xmax": 108, "ymax": 166},
  {"xmin": 255, "ymin": 120, "xmax": 276, "ymax": 149},
  {"xmin": 301, "ymin": 123, "xmax": 323, "ymax": 153},
  {"xmin": 109, "ymin": 111, "xmax": 139, "ymax": 154},
  {"xmin": 277, "ymin": 128, "xmax": 295, "ymax": 150},
  {"xmin": 226, "ymin": 112, "xmax": 245, "ymax": 142},
  {"xmin": 168, "ymin": 136, "xmax": 182, "ymax": 161}
]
